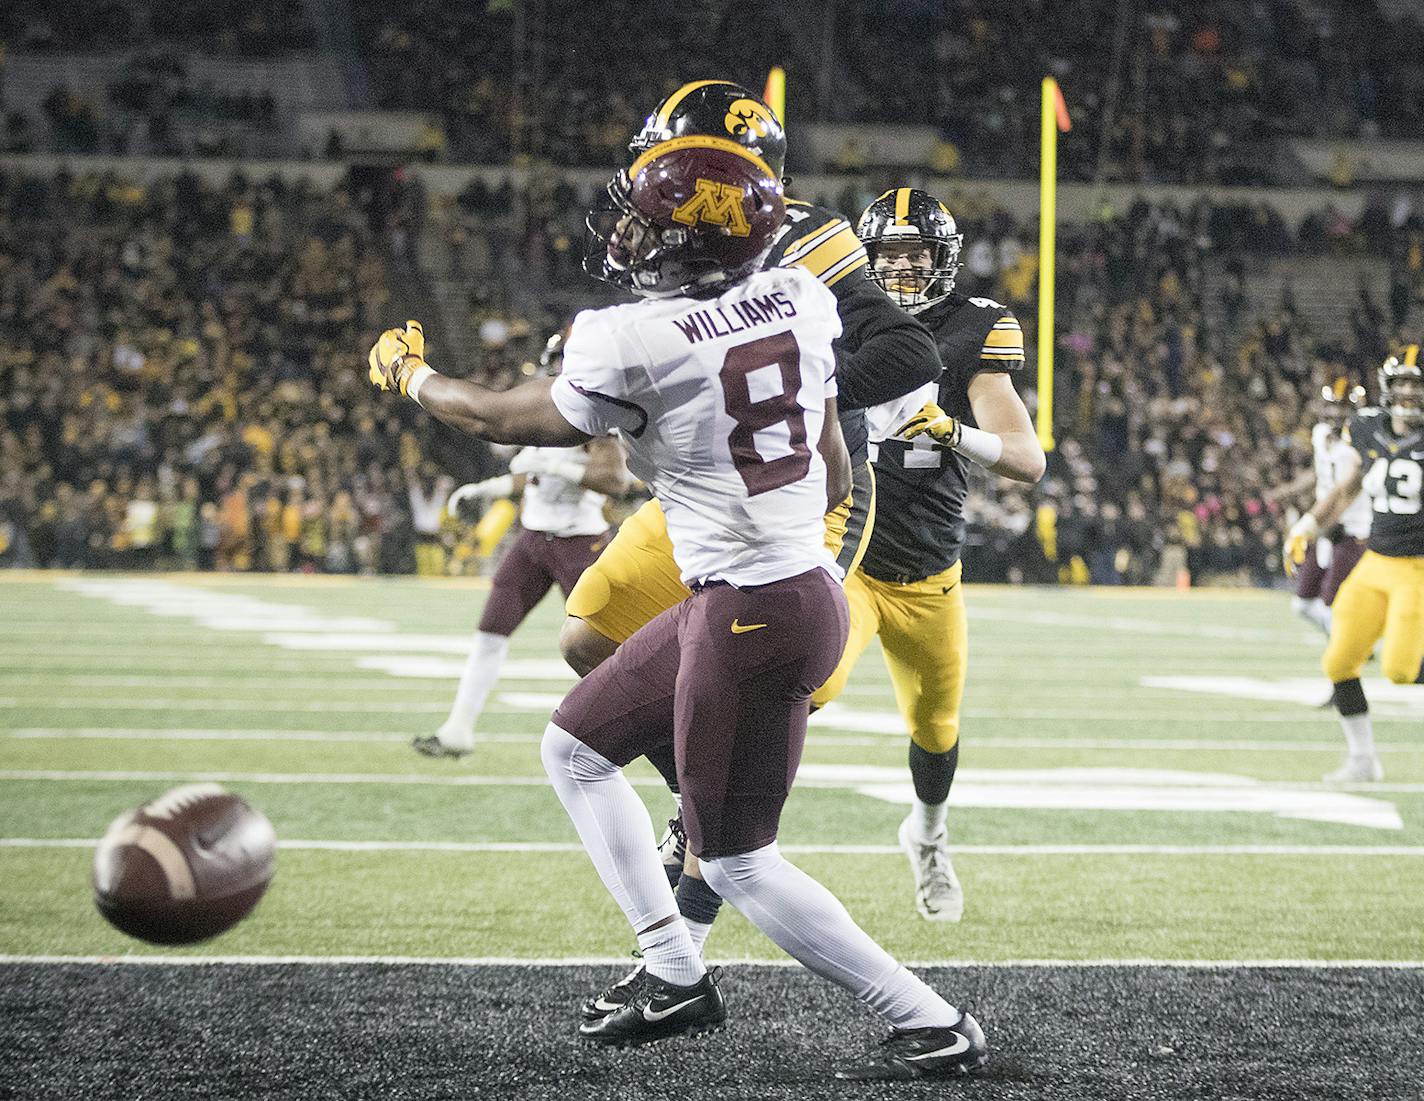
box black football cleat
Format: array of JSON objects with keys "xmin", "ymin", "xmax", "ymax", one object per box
[
  {"xmin": 579, "ymin": 957, "xmax": 646, "ymax": 1021},
  {"xmin": 411, "ymin": 735, "xmax": 471, "ymax": 759},
  {"xmin": 657, "ymin": 815, "xmax": 687, "ymax": 886},
  {"xmin": 578, "ymin": 968, "xmax": 726, "ymax": 1047},
  {"xmin": 834, "ymin": 1012, "xmax": 988, "ymax": 1080}
]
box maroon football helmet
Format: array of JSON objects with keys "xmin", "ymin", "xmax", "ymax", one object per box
[{"xmin": 585, "ymin": 136, "xmax": 785, "ymax": 298}]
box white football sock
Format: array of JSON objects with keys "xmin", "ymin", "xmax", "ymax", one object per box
[
  {"xmin": 1290, "ymin": 596, "xmax": 1332, "ymax": 636},
  {"xmin": 911, "ymin": 799, "xmax": 948, "ymax": 843},
  {"xmin": 1340, "ymin": 713, "xmax": 1376, "ymax": 759},
  {"xmin": 701, "ymin": 842, "xmax": 957, "ymax": 1029},
  {"xmin": 440, "ymin": 631, "xmax": 510, "ymax": 742},
  {"xmin": 540, "ymin": 724, "xmax": 703, "ymax": 985},
  {"xmin": 684, "ymin": 918, "xmax": 714, "ymax": 953},
  {"xmin": 635, "ymin": 920, "xmax": 704, "ymax": 988}
]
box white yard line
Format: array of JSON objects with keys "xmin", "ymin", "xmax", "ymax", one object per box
[
  {"xmin": 965, "ymin": 607, "xmax": 1303, "ymax": 642},
  {"xmin": 1, "ymin": 953, "xmax": 1419, "ymax": 969},
  {"xmin": 9, "ymin": 727, "xmax": 1424, "ymax": 754},
  {"xmin": 3, "ymin": 767, "xmax": 1423, "ymax": 796},
  {"xmin": 5, "ymin": 697, "xmax": 1417, "ymax": 723},
  {"xmin": 6, "ymin": 838, "xmax": 1424, "ymax": 856}
]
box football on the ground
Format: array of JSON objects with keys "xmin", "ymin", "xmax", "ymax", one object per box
[{"xmin": 93, "ymin": 784, "xmax": 276, "ymax": 945}]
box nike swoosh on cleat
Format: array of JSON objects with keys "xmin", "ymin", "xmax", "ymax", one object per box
[
  {"xmin": 642, "ymin": 994, "xmax": 703, "ymax": 1023},
  {"xmin": 730, "ymin": 620, "xmax": 768, "ymax": 634},
  {"xmin": 906, "ymin": 1034, "xmax": 973, "ymax": 1060}
]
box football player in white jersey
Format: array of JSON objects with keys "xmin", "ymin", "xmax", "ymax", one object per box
[
  {"xmin": 366, "ymin": 136, "xmax": 987, "ymax": 1080},
  {"xmin": 1279, "ymin": 379, "xmax": 1371, "ymax": 636},
  {"xmin": 415, "ymin": 334, "xmax": 630, "ymax": 758}
]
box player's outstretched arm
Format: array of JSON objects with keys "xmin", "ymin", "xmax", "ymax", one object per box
[
  {"xmin": 819, "ymin": 397, "xmax": 853, "ymax": 510},
  {"xmin": 368, "ymin": 322, "xmax": 590, "ymax": 447},
  {"xmin": 415, "ymin": 374, "xmax": 592, "ymax": 447},
  {"xmin": 965, "ymin": 372, "xmax": 1046, "ymax": 482}
]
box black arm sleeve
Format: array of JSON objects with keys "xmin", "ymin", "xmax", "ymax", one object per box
[{"xmin": 832, "ymin": 277, "xmax": 943, "ymax": 411}]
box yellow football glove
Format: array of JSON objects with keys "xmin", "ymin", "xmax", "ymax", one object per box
[
  {"xmin": 367, "ymin": 320, "xmax": 427, "ymax": 396},
  {"xmin": 1282, "ymin": 513, "xmax": 1318, "ymax": 578},
  {"xmin": 897, "ymin": 400, "xmax": 961, "ymax": 447}
]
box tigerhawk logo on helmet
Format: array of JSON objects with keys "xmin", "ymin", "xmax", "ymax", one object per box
[
  {"xmin": 724, "ymin": 98, "xmax": 777, "ymax": 142},
  {"xmin": 630, "ymin": 80, "xmax": 787, "ymax": 176}
]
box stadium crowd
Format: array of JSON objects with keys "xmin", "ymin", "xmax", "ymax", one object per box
[
  {"xmin": 4, "ymin": 1, "xmax": 1422, "ymax": 182},
  {"xmin": 0, "ymin": 167, "xmax": 512, "ymax": 577},
  {"xmin": 355, "ymin": 0, "xmax": 1424, "ymax": 183},
  {"xmin": 4, "ymin": 163, "xmax": 1422, "ymax": 588}
]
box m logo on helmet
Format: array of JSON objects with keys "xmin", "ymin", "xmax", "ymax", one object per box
[
  {"xmin": 671, "ymin": 179, "xmax": 752, "ymax": 237},
  {"xmin": 724, "ymin": 98, "xmax": 776, "ymax": 141}
]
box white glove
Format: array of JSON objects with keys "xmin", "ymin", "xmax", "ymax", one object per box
[{"xmin": 448, "ymin": 475, "xmax": 515, "ymax": 512}]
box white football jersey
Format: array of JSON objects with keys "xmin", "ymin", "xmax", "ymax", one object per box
[
  {"xmin": 865, "ymin": 380, "xmax": 941, "ymax": 466},
  {"xmin": 518, "ymin": 446, "xmax": 610, "ymax": 538},
  {"xmin": 551, "ymin": 267, "xmax": 842, "ymax": 587},
  {"xmin": 1312, "ymin": 421, "xmax": 1372, "ymax": 539}
]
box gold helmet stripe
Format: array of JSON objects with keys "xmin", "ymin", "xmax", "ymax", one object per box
[
  {"xmin": 1405, "ymin": 344, "xmax": 1420, "ymax": 367},
  {"xmin": 628, "ymin": 134, "xmax": 776, "ymax": 184},
  {"xmin": 894, "ymin": 187, "xmax": 912, "ymax": 225},
  {"xmin": 655, "ymin": 80, "xmax": 737, "ymax": 128}
]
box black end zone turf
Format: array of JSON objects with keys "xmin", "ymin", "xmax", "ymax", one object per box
[{"xmin": 2, "ymin": 964, "xmax": 1419, "ymax": 1100}]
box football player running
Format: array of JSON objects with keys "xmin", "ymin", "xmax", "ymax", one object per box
[
  {"xmin": 808, "ymin": 188, "xmax": 1045, "ymax": 921},
  {"xmin": 1285, "ymin": 347, "xmax": 1424, "ymax": 782},
  {"xmin": 556, "ymin": 82, "xmax": 945, "ymax": 978},
  {"xmin": 1275, "ymin": 379, "xmax": 1371, "ymax": 637},
  {"xmin": 367, "ymin": 138, "xmax": 987, "ymax": 1079},
  {"xmin": 415, "ymin": 332, "xmax": 630, "ymax": 759}
]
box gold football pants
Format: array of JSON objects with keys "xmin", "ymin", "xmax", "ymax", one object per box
[
  {"xmin": 566, "ymin": 462, "xmax": 876, "ymax": 644},
  {"xmin": 811, "ymin": 561, "xmax": 967, "ymax": 753},
  {"xmin": 1322, "ymin": 550, "xmax": 1424, "ymax": 685}
]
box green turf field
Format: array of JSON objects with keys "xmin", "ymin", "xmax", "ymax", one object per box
[{"xmin": 2, "ymin": 572, "xmax": 1421, "ymax": 964}]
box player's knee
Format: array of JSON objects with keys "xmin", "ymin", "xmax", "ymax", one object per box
[
  {"xmin": 910, "ymin": 722, "xmax": 959, "ymax": 755},
  {"xmin": 699, "ymin": 843, "xmax": 780, "ymax": 900},
  {"xmin": 1382, "ymin": 653, "xmax": 1420, "ymax": 685},
  {"xmin": 539, "ymin": 722, "xmax": 616, "ymax": 784},
  {"xmin": 559, "ymin": 617, "xmax": 618, "ymax": 677},
  {"xmin": 1322, "ymin": 648, "xmax": 1362, "ymax": 685}
]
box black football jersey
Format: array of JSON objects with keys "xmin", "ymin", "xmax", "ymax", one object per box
[
  {"xmin": 1347, "ymin": 410, "xmax": 1424, "ymax": 557},
  {"xmin": 765, "ymin": 201, "xmax": 941, "ymax": 464},
  {"xmin": 859, "ymin": 293, "xmax": 1026, "ymax": 583}
]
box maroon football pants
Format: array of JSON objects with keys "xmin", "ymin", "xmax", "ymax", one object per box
[{"xmin": 552, "ymin": 566, "xmax": 848, "ymax": 859}]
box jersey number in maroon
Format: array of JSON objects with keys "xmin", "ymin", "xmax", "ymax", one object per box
[{"xmin": 720, "ymin": 331, "xmax": 812, "ymax": 496}]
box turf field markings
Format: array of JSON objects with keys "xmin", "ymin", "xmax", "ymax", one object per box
[
  {"xmin": 794, "ymin": 764, "xmax": 1404, "ymax": 829},
  {"xmin": 966, "ymin": 607, "xmax": 1302, "ymax": 642},
  {"xmin": 3, "ymin": 954, "xmax": 1422, "ymax": 968},
  {"xmin": 8, "ymin": 838, "xmax": 1424, "ymax": 856},
  {"xmin": 811, "ymin": 703, "xmax": 1418, "ymax": 727},
  {"xmin": 4, "ymin": 728, "xmax": 570, "ymax": 744},
  {"xmin": 1143, "ymin": 675, "xmax": 1424, "ymax": 716},
  {"xmin": 0, "ymin": 768, "xmax": 1410, "ymax": 826},
  {"xmin": 14, "ymin": 727, "xmax": 1422, "ymax": 753}
]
